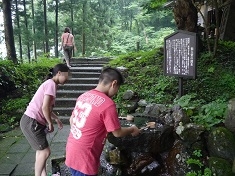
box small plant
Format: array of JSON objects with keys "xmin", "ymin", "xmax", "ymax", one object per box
[
  {"xmin": 191, "ymin": 99, "xmax": 227, "ymax": 130},
  {"xmin": 172, "ymin": 93, "xmax": 205, "ymax": 117},
  {"xmin": 186, "ymin": 150, "xmax": 212, "ymax": 176}
]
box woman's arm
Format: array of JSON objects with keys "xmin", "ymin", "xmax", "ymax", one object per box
[
  {"xmin": 51, "ymin": 112, "xmax": 63, "ymax": 129},
  {"xmin": 42, "ymin": 94, "xmax": 54, "ymax": 132},
  {"xmin": 60, "ymin": 34, "xmax": 64, "ymax": 50},
  {"xmin": 72, "ymin": 35, "xmax": 77, "ymax": 50}
]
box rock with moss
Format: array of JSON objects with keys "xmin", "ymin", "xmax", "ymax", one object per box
[
  {"xmin": 225, "ymin": 98, "xmax": 235, "ymax": 135},
  {"xmin": 207, "ymin": 127, "xmax": 235, "ymax": 162},
  {"xmin": 209, "ymin": 157, "xmax": 235, "ymax": 176}
]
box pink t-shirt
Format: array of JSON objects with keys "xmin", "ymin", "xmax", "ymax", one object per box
[
  {"xmin": 65, "ymin": 89, "xmax": 121, "ymax": 175},
  {"xmin": 61, "ymin": 33, "xmax": 74, "ymax": 46},
  {"xmin": 24, "ymin": 79, "xmax": 57, "ymax": 125}
]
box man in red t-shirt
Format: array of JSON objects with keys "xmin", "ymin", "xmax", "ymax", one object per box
[{"xmin": 65, "ymin": 67, "xmax": 140, "ymax": 176}]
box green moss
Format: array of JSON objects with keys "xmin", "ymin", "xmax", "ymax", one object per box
[{"xmin": 209, "ymin": 157, "xmax": 235, "ymax": 176}]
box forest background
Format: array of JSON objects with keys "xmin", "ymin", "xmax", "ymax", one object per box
[
  {"xmin": 1, "ymin": 0, "xmax": 235, "ymax": 135},
  {"xmin": 2, "ymin": 1, "xmax": 235, "ymax": 174},
  {"xmin": 0, "ymin": 0, "xmax": 175, "ymax": 63}
]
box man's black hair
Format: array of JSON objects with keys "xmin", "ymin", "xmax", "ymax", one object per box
[{"xmin": 99, "ymin": 67, "xmax": 124, "ymax": 85}]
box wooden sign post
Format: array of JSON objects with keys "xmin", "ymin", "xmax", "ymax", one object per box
[{"xmin": 164, "ymin": 30, "xmax": 198, "ymax": 97}]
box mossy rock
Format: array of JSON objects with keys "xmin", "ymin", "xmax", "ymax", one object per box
[
  {"xmin": 209, "ymin": 157, "xmax": 235, "ymax": 176},
  {"xmin": 0, "ymin": 124, "xmax": 11, "ymax": 133},
  {"xmin": 207, "ymin": 127, "xmax": 235, "ymax": 162}
]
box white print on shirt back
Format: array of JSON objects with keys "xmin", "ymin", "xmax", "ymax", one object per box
[
  {"xmin": 70, "ymin": 93, "xmax": 105, "ymax": 139},
  {"xmin": 71, "ymin": 101, "xmax": 92, "ymax": 139}
]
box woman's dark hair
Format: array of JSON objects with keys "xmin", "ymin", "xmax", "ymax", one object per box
[
  {"xmin": 64, "ymin": 27, "xmax": 70, "ymax": 33},
  {"xmin": 45, "ymin": 64, "xmax": 70, "ymax": 80},
  {"xmin": 99, "ymin": 67, "xmax": 124, "ymax": 86}
]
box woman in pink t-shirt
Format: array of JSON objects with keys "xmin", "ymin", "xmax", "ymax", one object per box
[
  {"xmin": 60, "ymin": 27, "xmax": 76, "ymax": 68},
  {"xmin": 20, "ymin": 63, "xmax": 70, "ymax": 176}
]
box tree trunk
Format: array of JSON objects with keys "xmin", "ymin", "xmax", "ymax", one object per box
[
  {"xmin": 55, "ymin": 0, "xmax": 59, "ymax": 58},
  {"xmin": 43, "ymin": 0, "xmax": 49, "ymax": 54},
  {"xmin": 23, "ymin": 0, "xmax": 31, "ymax": 62},
  {"xmin": 71, "ymin": 0, "xmax": 75, "ymax": 57},
  {"xmin": 82, "ymin": 1, "xmax": 86, "ymax": 56},
  {"xmin": 31, "ymin": 0, "xmax": 37, "ymax": 61},
  {"xmin": 15, "ymin": 0, "xmax": 23, "ymax": 62},
  {"xmin": 213, "ymin": 0, "xmax": 220, "ymax": 59},
  {"xmin": 2, "ymin": 0, "xmax": 17, "ymax": 63},
  {"xmin": 173, "ymin": 0, "xmax": 198, "ymax": 32}
]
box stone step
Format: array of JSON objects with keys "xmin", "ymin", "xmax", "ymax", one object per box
[
  {"xmin": 58, "ymin": 116, "xmax": 70, "ymax": 124},
  {"xmin": 69, "ymin": 66, "xmax": 103, "ymax": 72},
  {"xmin": 56, "ymin": 90, "xmax": 85, "ymax": 98},
  {"xmin": 70, "ymin": 57, "xmax": 111, "ymax": 63},
  {"xmin": 70, "ymin": 72, "xmax": 101, "ymax": 78},
  {"xmin": 55, "ymin": 57, "xmax": 110, "ymax": 121},
  {"xmin": 58, "ymin": 84, "xmax": 97, "ymax": 91},
  {"xmin": 54, "ymin": 107, "xmax": 74, "ymax": 117},
  {"xmin": 71, "ymin": 63, "xmax": 107, "ymax": 67},
  {"xmin": 66, "ymin": 78, "xmax": 98, "ymax": 84},
  {"xmin": 55, "ymin": 97, "xmax": 77, "ymax": 107}
]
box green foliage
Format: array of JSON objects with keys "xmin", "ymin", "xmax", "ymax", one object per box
[
  {"xmin": 0, "ymin": 57, "xmax": 60, "ymax": 127},
  {"xmin": 109, "ymin": 40, "xmax": 235, "ymax": 130},
  {"xmin": 141, "ymin": 0, "xmax": 168, "ymax": 13},
  {"xmin": 184, "ymin": 45, "xmax": 235, "ymax": 102},
  {"xmin": 191, "ymin": 99, "xmax": 227, "ymax": 130},
  {"xmin": 109, "ymin": 48, "xmax": 178, "ymax": 104},
  {"xmin": 172, "ymin": 94, "xmax": 227, "ymax": 129},
  {"xmin": 1, "ymin": 97, "xmax": 30, "ymax": 127},
  {"xmin": 108, "ymin": 26, "xmax": 175, "ymax": 55},
  {"xmin": 173, "ymin": 94, "xmax": 205, "ymax": 117},
  {"xmin": 11, "ymin": 0, "xmax": 175, "ymax": 58},
  {"xmin": 186, "ymin": 150, "xmax": 212, "ymax": 176}
]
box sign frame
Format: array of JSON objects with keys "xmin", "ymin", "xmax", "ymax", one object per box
[{"xmin": 164, "ymin": 30, "xmax": 198, "ymax": 79}]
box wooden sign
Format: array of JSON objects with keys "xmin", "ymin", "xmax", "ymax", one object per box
[{"xmin": 164, "ymin": 30, "xmax": 197, "ymax": 79}]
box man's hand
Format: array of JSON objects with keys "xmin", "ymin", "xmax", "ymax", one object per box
[{"xmin": 131, "ymin": 125, "xmax": 140, "ymax": 136}]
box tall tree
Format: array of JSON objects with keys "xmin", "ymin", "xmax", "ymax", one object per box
[
  {"xmin": 81, "ymin": 0, "xmax": 87, "ymax": 56},
  {"xmin": 23, "ymin": 0, "xmax": 31, "ymax": 62},
  {"xmin": 173, "ymin": 0, "xmax": 198, "ymax": 32},
  {"xmin": 55, "ymin": 0, "xmax": 59, "ymax": 57},
  {"xmin": 70, "ymin": 0, "xmax": 75, "ymax": 56},
  {"xmin": 31, "ymin": 0, "xmax": 37, "ymax": 61},
  {"xmin": 43, "ymin": 0, "xmax": 49, "ymax": 53},
  {"xmin": 14, "ymin": 0, "xmax": 23, "ymax": 62},
  {"xmin": 2, "ymin": 0, "xmax": 17, "ymax": 63}
]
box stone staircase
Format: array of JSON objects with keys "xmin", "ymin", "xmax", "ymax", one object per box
[{"xmin": 54, "ymin": 57, "xmax": 110, "ymax": 124}]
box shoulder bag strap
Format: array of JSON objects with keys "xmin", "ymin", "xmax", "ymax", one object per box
[{"xmin": 65, "ymin": 33, "xmax": 70, "ymax": 45}]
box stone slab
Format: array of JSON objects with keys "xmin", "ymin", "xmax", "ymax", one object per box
[{"xmin": 0, "ymin": 163, "xmax": 17, "ymax": 175}]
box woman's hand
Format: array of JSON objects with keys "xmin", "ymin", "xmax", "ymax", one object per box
[
  {"xmin": 56, "ymin": 119, "xmax": 63, "ymax": 130},
  {"xmin": 48, "ymin": 123, "xmax": 54, "ymax": 133}
]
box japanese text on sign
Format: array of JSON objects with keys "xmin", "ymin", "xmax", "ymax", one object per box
[{"xmin": 164, "ymin": 31, "xmax": 197, "ymax": 79}]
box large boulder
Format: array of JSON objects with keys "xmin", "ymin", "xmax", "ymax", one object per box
[{"xmin": 207, "ymin": 127, "xmax": 235, "ymax": 163}]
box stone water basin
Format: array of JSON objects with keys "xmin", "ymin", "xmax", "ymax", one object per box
[{"xmin": 99, "ymin": 116, "xmax": 175, "ymax": 175}]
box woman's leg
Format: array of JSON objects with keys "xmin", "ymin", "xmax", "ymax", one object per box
[
  {"xmin": 63, "ymin": 49, "xmax": 71, "ymax": 67},
  {"xmin": 35, "ymin": 147, "xmax": 51, "ymax": 176},
  {"xmin": 68, "ymin": 48, "xmax": 73, "ymax": 65}
]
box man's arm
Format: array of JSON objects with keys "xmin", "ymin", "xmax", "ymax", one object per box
[{"xmin": 112, "ymin": 126, "xmax": 140, "ymax": 138}]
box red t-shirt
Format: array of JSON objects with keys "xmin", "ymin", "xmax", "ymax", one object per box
[{"xmin": 65, "ymin": 89, "xmax": 121, "ymax": 175}]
